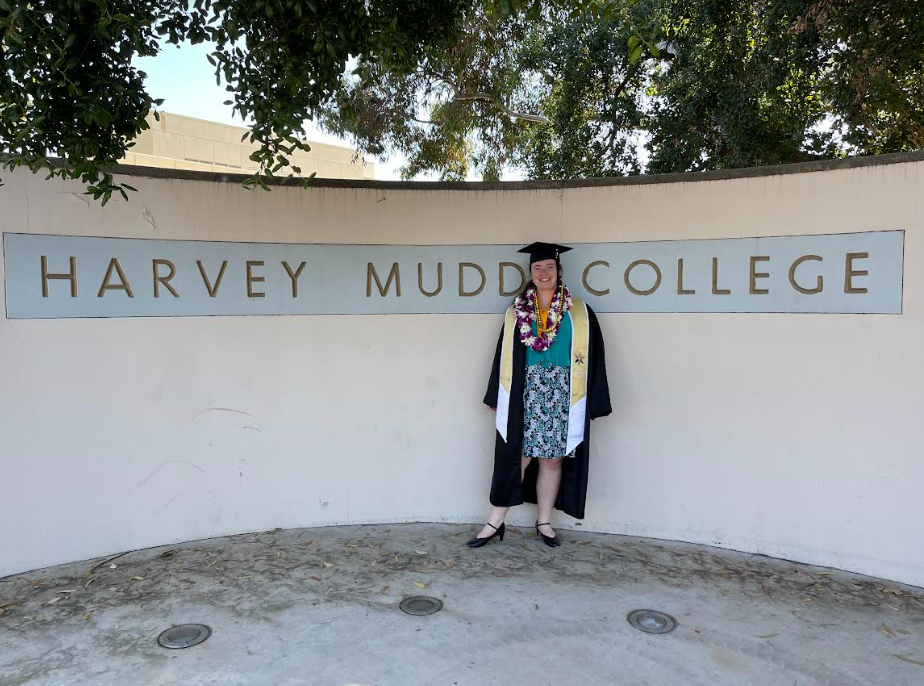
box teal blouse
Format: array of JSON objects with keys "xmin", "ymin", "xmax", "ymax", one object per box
[{"xmin": 525, "ymin": 310, "xmax": 573, "ymax": 368}]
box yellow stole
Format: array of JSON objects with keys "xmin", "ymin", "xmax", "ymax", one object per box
[{"xmin": 496, "ymin": 298, "xmax": 590, "ymax": 453}]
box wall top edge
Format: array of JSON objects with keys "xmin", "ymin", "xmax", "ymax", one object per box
[{"xmin": 5, "ymin": 150, "xmax": 924, "ymax": 191}]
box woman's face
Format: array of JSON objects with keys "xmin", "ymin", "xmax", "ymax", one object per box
[{"xmin": 531, "ymin": 258, "xmax": 558, "ymax": 293}]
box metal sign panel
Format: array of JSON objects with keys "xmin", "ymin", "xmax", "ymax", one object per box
[{"xmin": 2, "ymin": 231, "xmax": 904, "ymax": 318}]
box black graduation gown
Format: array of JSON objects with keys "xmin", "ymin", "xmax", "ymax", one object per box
[{"xmin": 482, "ymin": 305, "xmax": 612, "ymax": 519}]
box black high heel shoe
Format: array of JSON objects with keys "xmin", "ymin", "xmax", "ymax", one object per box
[
  {"xmin": 466, "ymin": 522, "xmax": 505, "ymax": 548},
  {"xmin": 536, "ymin": 522, "xmax": 561, "ymax": 547}
]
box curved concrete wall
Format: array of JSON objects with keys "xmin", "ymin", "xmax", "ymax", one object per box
[{"xmin": 1, "ymin": 156, "xmax": 922, "ymax": 585}]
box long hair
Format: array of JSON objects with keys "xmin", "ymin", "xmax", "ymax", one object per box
[{"xmin": 518, "ymin": 261, "xmax": 564, "ymax": 298}]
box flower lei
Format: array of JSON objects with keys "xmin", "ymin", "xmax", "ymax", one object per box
[{"xmin": 514, "ymin": 284, "xmax": 573, "ymax": 352}]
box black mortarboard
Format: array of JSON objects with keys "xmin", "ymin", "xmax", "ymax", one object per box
[{"xmin": 517, "ymin": 242, "xmax": 572, "ymax": 265}]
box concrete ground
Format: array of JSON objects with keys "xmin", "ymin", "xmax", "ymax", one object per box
[{"xmin": 1, "ymin": 523, "xmax": 922, "ymax": 686}]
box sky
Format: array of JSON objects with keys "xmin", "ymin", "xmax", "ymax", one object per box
[{"xmin": 133, "ymin": 42, "xmax": 504, "ymax": 181}]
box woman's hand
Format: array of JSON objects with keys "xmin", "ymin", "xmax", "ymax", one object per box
[{"xmin": 489, "ymin": 407, "xmax": 496, "ymax": 411}]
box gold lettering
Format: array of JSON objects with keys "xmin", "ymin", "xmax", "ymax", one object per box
[
  {"xmin": 677, "ymin": 258, "xmax": 694, "ymax": 295},
  {"xmin": 711, "ymin": 257, "xmax": 730, "ymax": 295},
  {"xmin": 41, "ymin": 255, "xmax": 77, "ymax": 298},
  {"xmin": 789, "ymin": 255, "xmax": 823, "ymax": 294},
  {"xmin": 97, "ymin": 258, "xmax": 134, "ymax": 298},
  {"xmin": 246, "ymin": 260, "xmax": 266, "ymax": 298},
  {"xmin": 499, "ymin": 262, "xmax": 526, "ymax": 297},
  {"xmin": 459, "ymin": 262, "xmax": 486, "ymax": 297},
  {"xmin": 197, "ymin": 260, "xmax": 228, "ymax": 298},
  {"xmin": 367, "ymin": 262, "xmax": 402, "ymax": 297},
  {"xmin": 845, "ymin": 252, "xmax": 869, "ymax": 294},
  {"xmin": 153, "ymin": 259, "xmax": 179, "ymax": 298},
  {"xmin": 418, "ymin": 262, "xmax": 443, "ymax": 297},
  {"xmin": 624, "ymin": 259, "xmax": 661, "ymax": 296},
  {"xmin": 282, "ymin": 261, "xmax": 307, "ymax": 298},
  {"xmin": 582, "ymin": 261, "xmax": 610, "ymax": 296},
  {"xmin": 749, "ymin": 256, "xmax": 770, "ymax": 295}
]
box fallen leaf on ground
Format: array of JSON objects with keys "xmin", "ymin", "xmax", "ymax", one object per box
[
  {"xmin": 415, "ymin": 550, "xmax": 428, "ymax": 555},
  {"xmin": 413, "ymin": 581, "xmax": 427, "ymax": 589},
  {"xmin": 578, "ymin": 541, "xmax": 592, "ymax": 546},
  {"xmin": 598, "ymin": 552, "xmax": 604, "ymax": 561},
  {"xmin": 414, "ymin": 568, "xmax": 430, "ymax": 574},
  {"xmin": 894, "ymin": 654, "xmax": 924, "ymax": 667},
  {"xmin": 46, "ymin": 597, "xmax": 62, "ymax": 605},
  {"xmin": 84, "ymin": 578, "xmax": 95, "ymax": 588},
  {"xmin": 394, "ymin": 554, "xmax": 399, "ymax": 562},
  {"xmin": 881, "ymin": 624, "xmax": 896, "ymax": 638},
  {"xmin": 757, "ymin": 633, "xmax": 779, "ymax": 639},
  {"xmin": 158, "ymin": 550, "xmax": 176, "ymax": 558},
  {"xmin": 57, "ymin": 590, "xmax": 76, "ymax": 594},
  {"xmin": 83, "ymin": 613, "xmax": 89, "ymax": 621},
  {"xmin": 447, "ymin": 562, "xmax": 456, "ymax": 569},
  {"xmin": 816, "ymin": 571, "xmax": 832, "ymax": 575},
  {"xmin": 802, "ymin": 598, "xmax": 812, "ymax": 603},
  {"xmin": 309, "ymin": 576, "xmax": 321, "ymax": 582},
  {"xmin": 380, "ymin": 586, "xmax": 389, "ymax": 595},
  {"xmin": 26, "ymin": 577, "xmax": 48, "ymax": 587},
  {"xmin": 322, "ymin": 562, "xmax": 333, "ymax": 568},
  {"xmin": 131, "ymin": 576, "xmax": 144, "ymax": 581},
  {"xmin": 109, "ymin": 564, "xmax": 118, "ymax": 570}
]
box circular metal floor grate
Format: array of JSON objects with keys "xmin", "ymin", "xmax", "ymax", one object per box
[
  {"xmin": 627, "ymin": 609, "xmax": 677, "ymax": 635},
  {"xmin": 399, "ymin": 596, "xmax": 443, "ymax": 616},
  {"xmin": 157, "ymin": 623, "xmax": 213, "ymax": 649}
]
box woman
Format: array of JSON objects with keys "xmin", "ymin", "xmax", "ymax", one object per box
[{"xmin": 468, "ymin": 242, "xmax": 612, "ymax": 548}]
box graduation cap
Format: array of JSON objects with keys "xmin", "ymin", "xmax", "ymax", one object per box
[{"xmin": 517, "ymin": 241, "xmax": 572, "ymax": 265}]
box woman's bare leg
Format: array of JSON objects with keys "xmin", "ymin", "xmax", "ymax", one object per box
[
  {"xmin": 475, "ymin": 457, "xmax": 533, "ymax": 538},
  {"xmin": 536, "ymin": 458, "xmax": 563, "ymax": 537}
]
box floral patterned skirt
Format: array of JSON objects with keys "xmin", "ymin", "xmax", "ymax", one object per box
[{"xmin": 522, "ymin": 363, "xmax": 574, "ymax": 459}]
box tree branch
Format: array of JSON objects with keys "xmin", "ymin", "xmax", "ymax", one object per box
[{"xmin": 454, "ymin": 92, "xmax": 549, "ymax": 124}]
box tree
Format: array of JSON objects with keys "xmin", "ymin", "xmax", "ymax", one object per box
[
  {"xmin": 789, "ymin": 0, "xmax": 924, "ymax": 154},
  {"xmin": 644, "ymin": 0, "xmax": 839, "ymax": 173},
  {"xmin": 645, "ymin": 0, "xmax": 924, "ymax": 172},
  {"xmin": 3, "ymin": 1, "xmax": 921, "ymax": 193},
  {"xmin": 315, "ymin": 1, "xmax": 644, "ymax": 180},
  {"xmin": 317, "ymin": 0, "xmax": 924, "ymax": 179},
  {"xmin": 0, "ymin": 0, "xmax": 468, "ymax": 202},
  {"xmin": 513, "ymin": 3, "xmax": 653, "ymax": 178}
]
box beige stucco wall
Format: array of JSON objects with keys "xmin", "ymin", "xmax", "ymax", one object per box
[
  {"xmin": 1, "ymin": 158, "xmax": 922, "ymax": 584},
  {"xmin": 120, "ymin": 111, "xmax": 374, "ymax": 180}
]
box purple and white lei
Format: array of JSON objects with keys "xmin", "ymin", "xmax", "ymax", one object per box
[{"xmin": 513, "ymin": 284, "xmax": 572, "ymax": 352}]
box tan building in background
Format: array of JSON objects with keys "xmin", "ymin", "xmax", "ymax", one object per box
[{"xmin": 120, "ymin": 111, "xmax": 374, "ymax": 180}]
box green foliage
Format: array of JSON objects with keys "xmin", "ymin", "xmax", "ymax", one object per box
[
  {"xmin": 0, "ymin": 0, "xmax": 467, "ymax": 200},
  {"xmin": 2, "ymin": 0, "xmax": 921, "ymax": 192},
  {"xmin": 645, "ymin": 0, "xmax": 838, "ymax": 173},
  {"xmin": 514, "ymin": 3, "xmax": 652, "ymax": 178},
  {"xmin": 317, "ymin": 5, "xmax": 536, "ymax": 180},
  {"xmin": 0, "ymin": 1, "xmax": 173, "ymax": 203},
  {"xmin": 795, "ymin": 0, "xmax": 924, "ymax": 153},
  {"xmin": 318, "ymin": 0, "xmax": 924, "ymax": 179}
]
